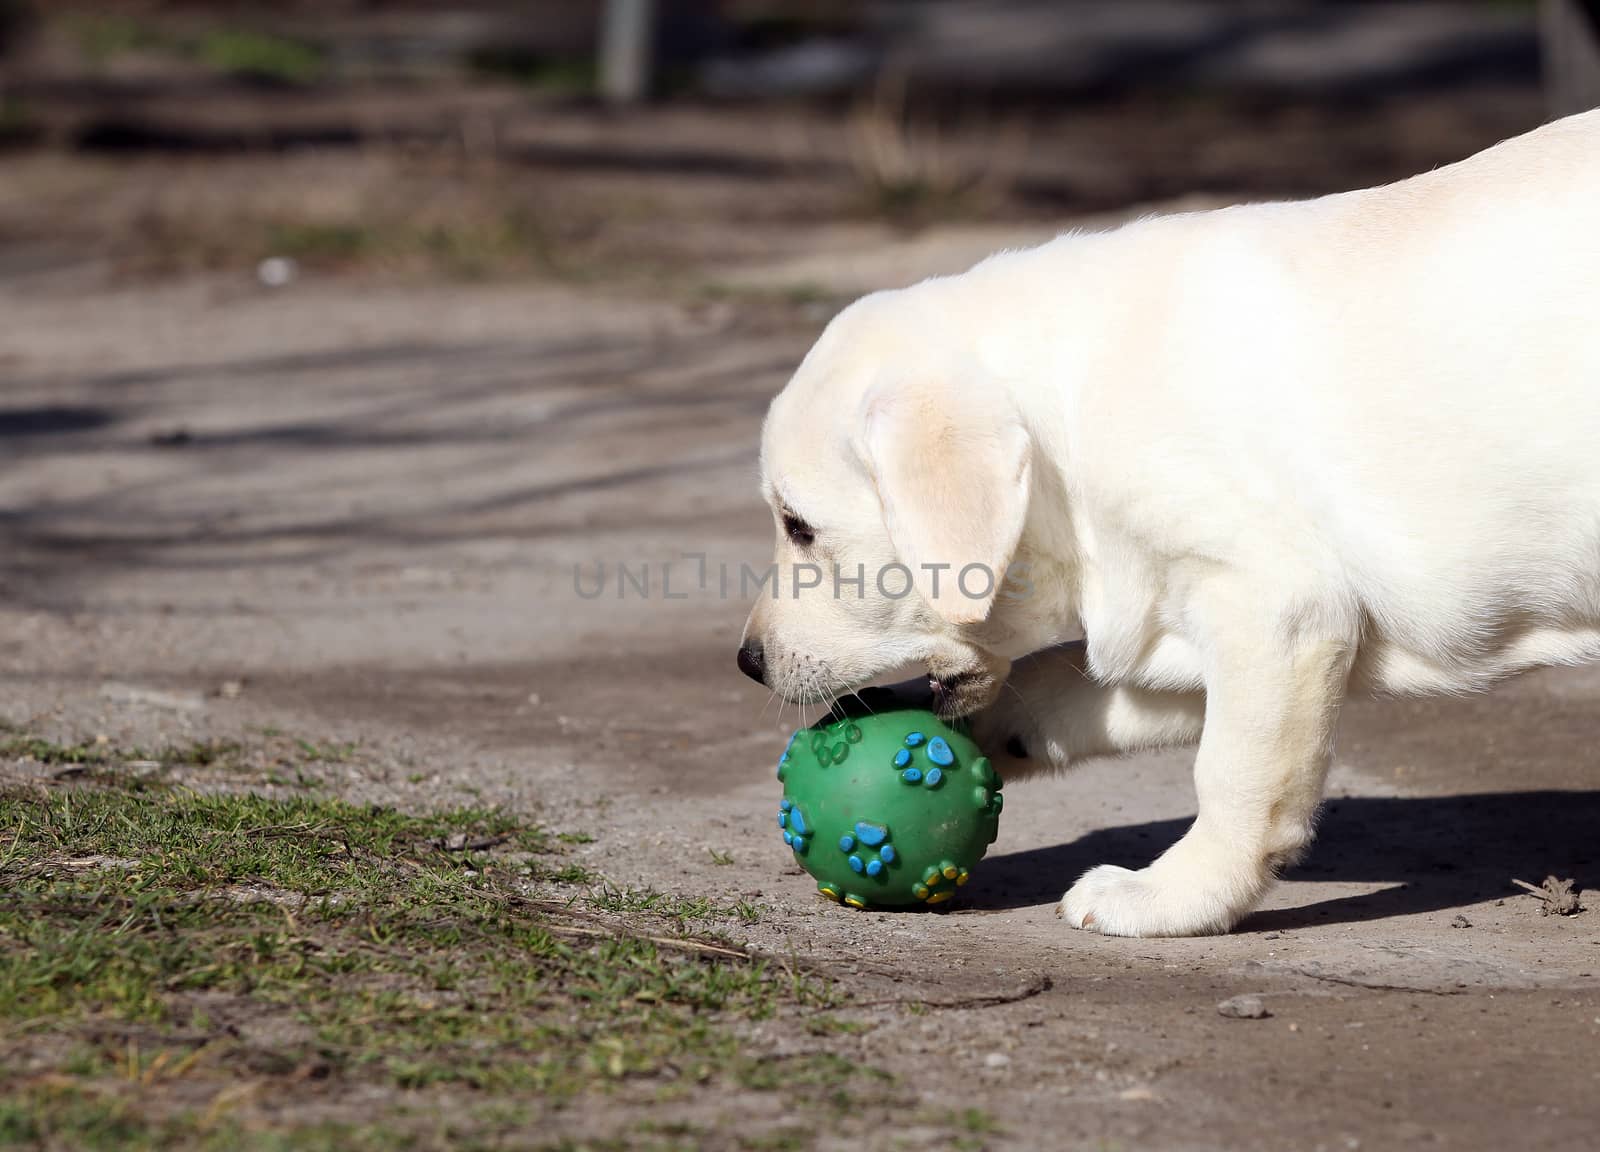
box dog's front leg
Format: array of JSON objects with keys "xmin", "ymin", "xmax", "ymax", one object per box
[{"xmin": 1061, "ymin": 620, "xmax": 1353, "ymax": 937}]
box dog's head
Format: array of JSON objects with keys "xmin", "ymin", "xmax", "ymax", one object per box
[{"xmin": 737, "ymin": 289, "xmax": 1035, "ymax": 717}]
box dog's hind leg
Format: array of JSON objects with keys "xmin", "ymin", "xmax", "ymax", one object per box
[{"xmin": 969, "ymin": 642, "xmax": 1206, "ymax": 781}]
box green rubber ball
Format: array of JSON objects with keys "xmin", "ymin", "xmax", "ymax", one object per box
[{"xmin": 775, "ymin": 707, "xmax": 1003, "ymax": 909}]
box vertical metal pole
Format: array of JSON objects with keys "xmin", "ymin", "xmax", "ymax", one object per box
[
  {"xmin": 1541, "ymin": 0, "xmax": 1600, "ymax": 119},
  {"xmin": 600, "ymin": 0, "xmax": 655, "ymax": 105}
]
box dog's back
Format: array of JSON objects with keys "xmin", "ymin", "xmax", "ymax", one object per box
[{"xmin": 967, "ymin": 111, "xmax": 1600, "ymax": 695}]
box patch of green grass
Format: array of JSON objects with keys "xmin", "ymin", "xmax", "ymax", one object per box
[
  {"xmin": 0, "ymin": 95, "xmax": 36, "ymax": 142},
  {"xmin": 957, "ymin": 1106, "xmax": 1001, "ymax": 1133},
  {"xmin": 804, "ymin": 1014, "xmax": 870, "ymax": 1037},
  {"xmin": 588, "ymin": 886, "xmax": 768, "ymax": 930},
  {"xmin": 904, "ymin": 1106, "xmax": 1005, "ymax": 1152},
  {"xmin": 467, "ymin": 48, "xmax": 595, "ymax": 94},
  {"xmin": 71, "ymin": 14, "xmax": 171, "ymax": 65},
  {"xmin": 735, "ymin": 1133, "xmax": 809, "ymax": 1152},
  {"xmin": 0, "ymin": 771, "xmax": 863, "ymax": 1149},
  {"xmin": 0, "ymin": 735, "xmax": 244, "ymax": 776},
  {"xmin": 0, "ymin": 735, "xmax": 108, "ymax": 765},
  {"xmin": 266, "ymin": 222, "xmax": 373, "ymax": 265},
  {"xmin": 160, "ymin": 740, "xmax": 243, "ymax": 768},
  {"xmin": 196, "ymin": 30, "xmax": 325, "ymax": 85},
  {"xmin": 542, "ymin": 862, "xmax": 599, "ymax": 885},
  {"xmin": 68, "ymin": 16, "xmax": 325, "ymax": 86},
  {"xmin": 257, "ymin": 211, "xmax": 554, "ymax": 281},
  {"xmin": 290, "ymin": 738, "xmax": 360, "ymax": 764},
  {"xmin": 734, "ymin": 1052, "xmax": 888, "ymax": 1095},
  {"xmin": 0, "ymin": 1085, "xmax": 456, "ymax": 1152}
]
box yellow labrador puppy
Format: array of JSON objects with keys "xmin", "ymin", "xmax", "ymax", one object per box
[{"xmin": 738, "ymin": 110, "xmax": 1600, "ymax": 937}]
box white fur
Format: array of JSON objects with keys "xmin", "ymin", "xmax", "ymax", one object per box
[{"xmin": 745, "ymin": 111, "xmax": 1600, "ymax": 937}]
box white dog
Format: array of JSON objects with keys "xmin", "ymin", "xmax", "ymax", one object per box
[{"xmin": 738, "ymin": 110, "xmax": 1600, "ymax": 937}]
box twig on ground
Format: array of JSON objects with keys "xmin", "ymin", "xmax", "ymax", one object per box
[
  {"xmin": 436, "ymin": 833, "xmax": 511, "ymax": 853},
  {"xmin": 851, "ymin": 973, "xmax": 1053, "ymax": 1010},
  {"xmin": 538, "ymin": 920, "xmax": 752, "ymax": 960},
  {"xmin": 1511, "ymin": 876, "xmax": 1584, "ymax": 915}
]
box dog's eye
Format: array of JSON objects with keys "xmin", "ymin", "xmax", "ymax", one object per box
[{"xmin": 782, "ymin": 512, "xmax": 815, "ymax": 547}]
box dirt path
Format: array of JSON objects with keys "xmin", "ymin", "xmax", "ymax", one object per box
[{"xmin": 3, "ymin": 233, "xmax": 1598, "ymax": 1150}]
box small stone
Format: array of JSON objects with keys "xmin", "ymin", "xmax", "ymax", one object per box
[
  {"xmin": 983, "ymin": 1052, "xmax": 1010, "ymax": 1069},
  {"xmin": 1216, "ymin": 995, "xmax": 1271, "ymax": 1020},
  {"xmin": 1450, "ymin": 914, "xmax": 1472, "ymax": 928},
  {"xmin": 218, "ymin": 680, "xmax": 244, "ymax": 699},
  {"xmin": 257, "ymin": 256, "xmax": 298, "ymax": 288}
]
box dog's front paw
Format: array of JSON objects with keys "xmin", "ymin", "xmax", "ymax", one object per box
[{"xmin": 1059, "ymin": 863, "xmax": 1243, "ymax": 938}]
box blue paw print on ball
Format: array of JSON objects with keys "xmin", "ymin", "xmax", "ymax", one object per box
[
  {"xmin": 838, "ymin": 821, "xmax": 894, "ymax": 877},
  {"xmin": 778, "ymin": 798, "xmax": 812, "ymax": 855},
  {"xmin": 891, "ymin": 730, "xmax": 952, "ymax": 787}
]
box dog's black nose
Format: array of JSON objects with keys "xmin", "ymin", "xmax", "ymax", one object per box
[{"xmin": 736, "ymin": 643, "xmax": 767, "ymax": 685}]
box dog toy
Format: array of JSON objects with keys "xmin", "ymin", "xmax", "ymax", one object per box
[{"xmin": 775, "ymin": 706, "xmax": 1002, "ymax": 909}]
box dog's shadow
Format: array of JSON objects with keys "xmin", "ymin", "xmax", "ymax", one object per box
[{"xmin": 966, "ymin": 790, "xmax": 1600, "ymax": 931}]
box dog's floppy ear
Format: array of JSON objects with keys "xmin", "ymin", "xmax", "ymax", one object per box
[{"xmin": 858, "ymin": 376, "xmax": 1032, "ymax": 625}]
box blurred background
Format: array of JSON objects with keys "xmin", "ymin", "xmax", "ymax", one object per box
[{"xmin": 0, "ymin": 1, "xmax": 1591, "ymax": 292}]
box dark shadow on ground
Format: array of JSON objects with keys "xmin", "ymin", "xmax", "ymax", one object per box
[
  {"xmin": 0, "ymin": 406, "xmax": 116, "ymax": 439},
  {"xmin": 0, "ymin": 329, "xmax": 785, "ymax": 600},
  {"xmin": 969, "ymin": 790, "xmax": 1600, "ymax": 929}
]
